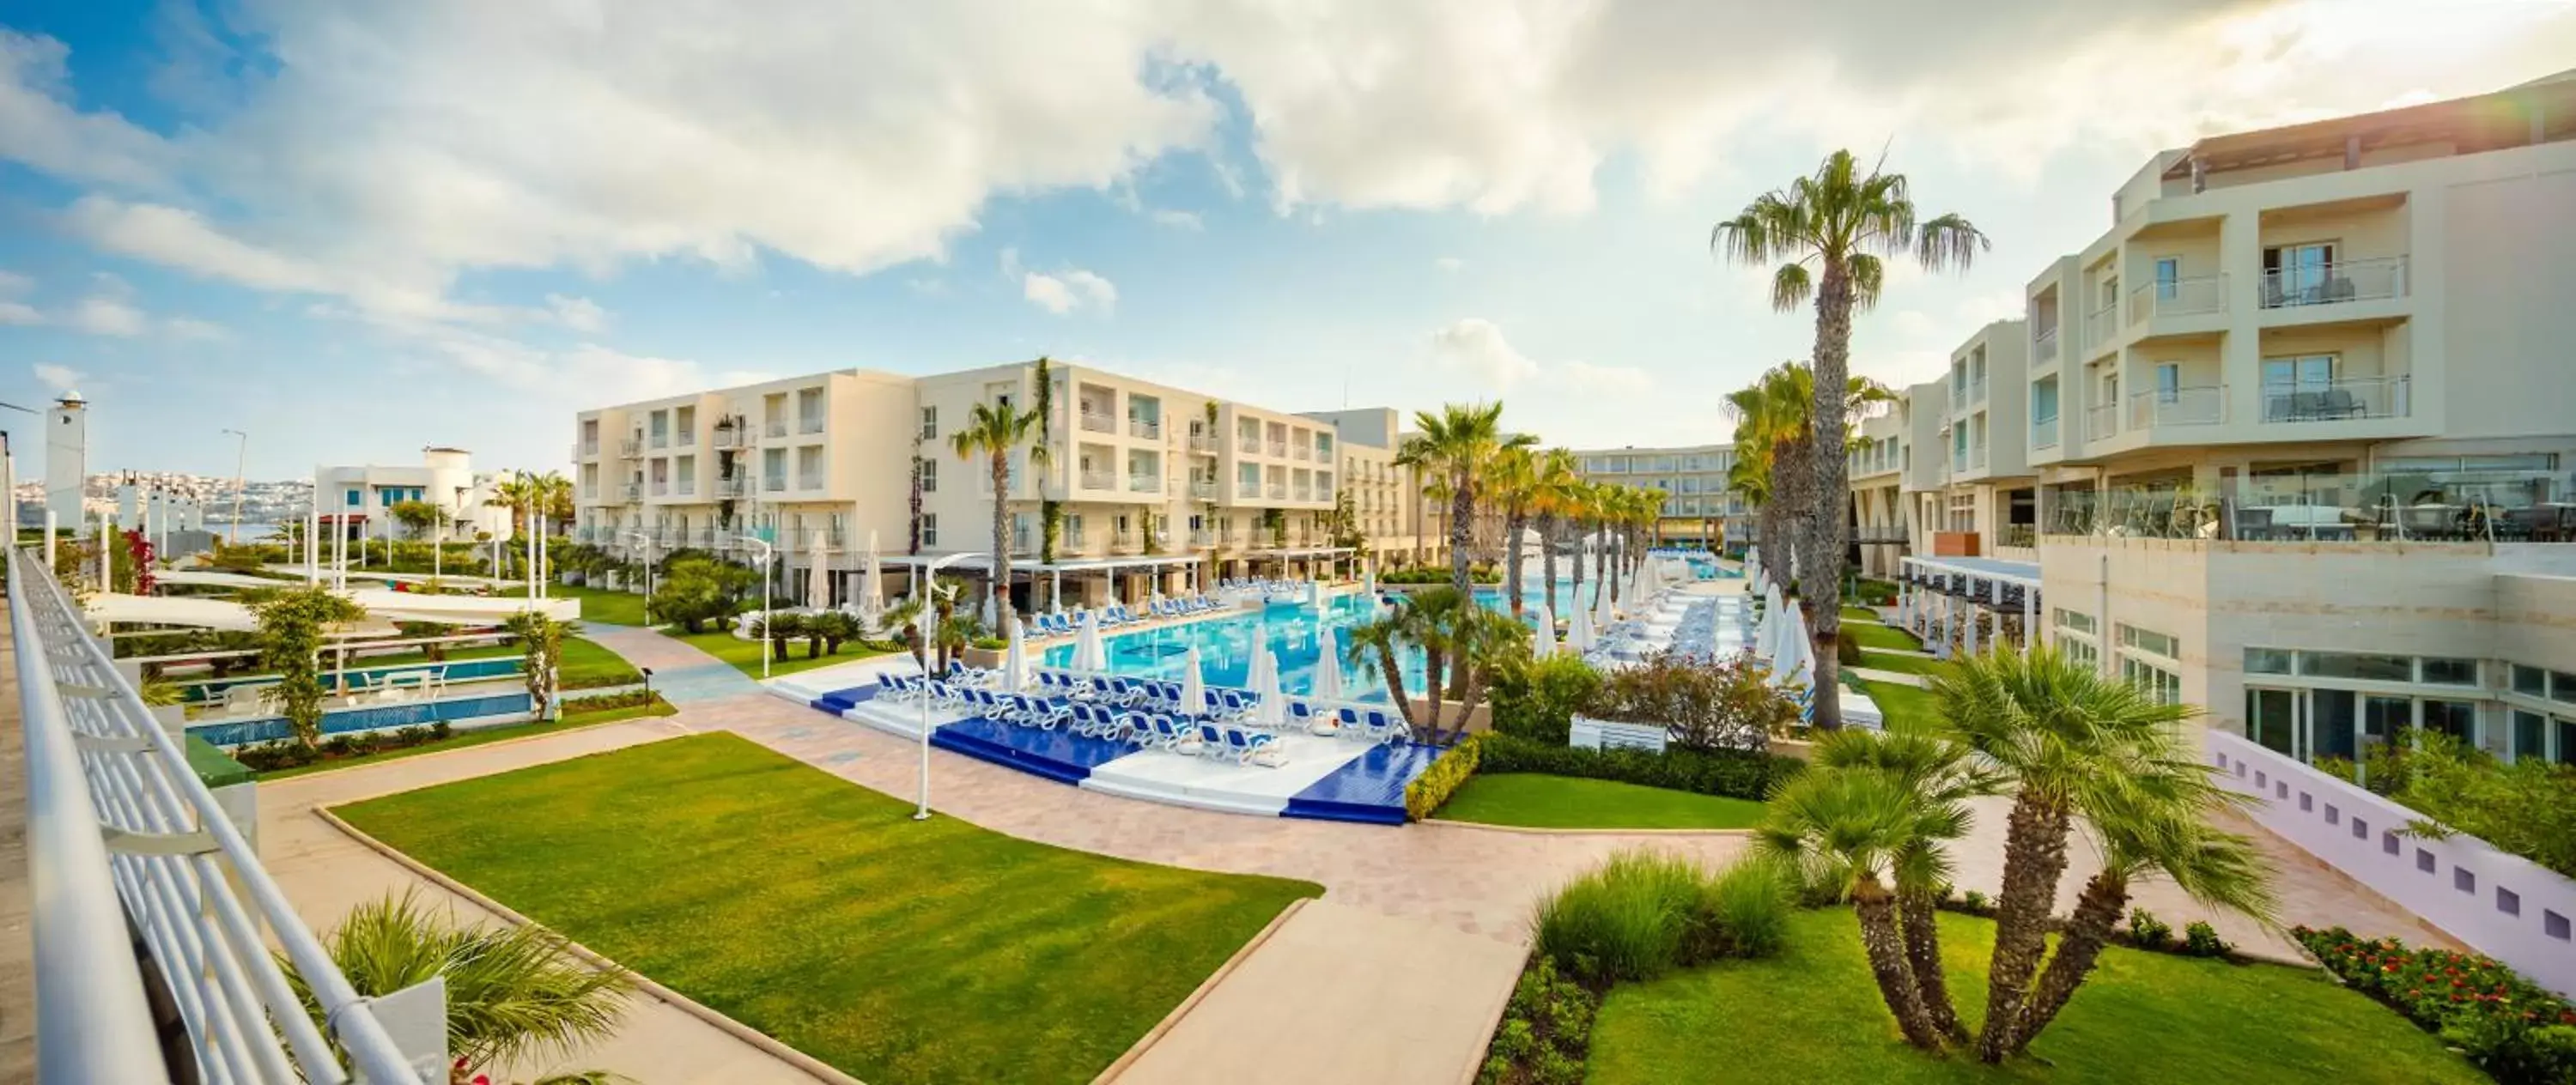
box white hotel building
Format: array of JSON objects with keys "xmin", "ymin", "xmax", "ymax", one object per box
[
  {"xmin": 1873, "ymin": 71, "xmax": 2576, "ymax": 767},
  {"xmin": 571, "ymin": 361, "xmax": 1441, "ymax": 610}
]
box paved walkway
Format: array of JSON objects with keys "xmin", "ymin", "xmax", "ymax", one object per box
[{"xmin": 581, "ymin": 625, "xmax": 766, "ymax": 704}]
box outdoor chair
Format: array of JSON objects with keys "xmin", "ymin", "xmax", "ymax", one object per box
[
  {"xmin": 1364, "ymin": 708, "xmax": 1406, "ymax": 745},
  {"xmin": 2399, "ymin": 505, "xmax": 2454, "ymax": 540},
  {"xmin": 2231, "ymin": 506, "xmax": 2275, "ymax": 542},
  {"xmin": 1222, "ymin": 726, "xmax": 1285, "ymax": 767}
]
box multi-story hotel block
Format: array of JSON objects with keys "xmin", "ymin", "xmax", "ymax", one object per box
[
  {"xmin": 1874, "ymin": 71, "xmax": 2576, "ymax": 767},
  {"xmin": 571, "ymin": 361, "xmax": 1440, "ymax": 609},
  {"xmin": 1570, "ymin": 445, "xmax": 1748, "ymax": 548},
  {"xmin": 313, "ymin": 447, "xmax": 519, "ymax": 542}
]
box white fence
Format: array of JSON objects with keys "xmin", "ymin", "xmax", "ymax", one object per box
[{"xmin": 2208, "ymin": 730, "xmax": 2576, "ymax": 996}]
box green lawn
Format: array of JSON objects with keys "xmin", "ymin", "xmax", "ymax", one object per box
[
  {"xmin": 501, "ymin": 583, "xmax": 650, "ymax": 626},
  {"xmin": 1589, "ymin": 908, "xmax": 2482, "ymax": 1084},
  {"xmin": 1435, "ymin": 773, "xmax": 1765, "ymax": 829},
  {"xmin": 557, "ymin": 637, "xmax": 643, "ymax": 689},
  {"xmin": 1858, "ymin": 650, "xmax": 1947, "ymax": 677},
  {"xmin": 255, "ymin": 696, "xmax": 674, "ymax": 780},
  {"xmin": 1843, "ymin": 621, "xmax": 1926, "ymax": 653},
  {"xmin": 664, "ymin": 627, "xmax": 896, "ymax": 678},
  {"xmin": 1841, "ymin": 604, "xmax": 1882, "ymax": 622},
  {"xmin": 1856, "ymin": 678, "xmax": 1937, "ymax": 729},
  {"xmin": 336, "ymin": 733, "xmax": 1319, "ymax": 1085}
]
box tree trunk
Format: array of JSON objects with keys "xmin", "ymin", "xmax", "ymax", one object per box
[
  {"xmin": 1421, "ymin": 646, "xmax": 1444, "ymax": 741},
  {"xmin": 1536, "ymin": 512, "xmax": 1558, "ymax": 614},
  {"xmin": 1899, "ymin": 887, "xmax": 1966, "ymax": 1041},
  {"xmin": 1978, "ymin": 795, "xmax": 2075, "ymax": 1063},
  {"xmin": 1372, "ymin": 646, "xmax": 1416, "ymax": 730},
  {"xmin": 1807, "ymin": 258, "xmax": 1855, "ymax": 729},
  {"xmin": 1854, "ymin": 877, "xmax": 1943, "ymax": 1050},
  {"xmin": 1504, "ymin": 507, "xmax": 1527, "ymax": 616},
  {"xmin": 989, "ymin": 453, "xmax": 1012, "ymax": 632},
  {"xmin": 908, "ymin": 452, "xmax": 924, "ymax": 555},
  {"xmin": 1570, "ymin": 526, "xmax": 1586, "ymax": 612},
  {"xmin": 2014, "ymin": 870, "xmax": 2130, "ymax": 1052},
  {"xmin": 1449, "ymin": 470, "xmax": 1475, "ymax": 595}
]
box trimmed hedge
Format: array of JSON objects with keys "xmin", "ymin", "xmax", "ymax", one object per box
[
  {"xmin": 1477, "ymin": 732, "xmax": 1799, "ymax": 802},
  {"xmin": 1405, "ymin": 735, "xmax": 1485, "ymax": 821}
]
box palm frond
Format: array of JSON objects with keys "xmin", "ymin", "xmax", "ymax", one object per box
[
  {"xmin": 1769, "ymin": 264, "xmax": 1813, "ymax": 312},
  {"xmin": 1847, "ymin": 252, "xmax": 1885, "ymax": 312}
]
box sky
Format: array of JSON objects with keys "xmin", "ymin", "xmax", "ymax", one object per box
[{"xmin": 1, "ymin": 0, "xmax": 2572, "ymax": 482}]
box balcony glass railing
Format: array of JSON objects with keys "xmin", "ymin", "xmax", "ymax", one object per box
[
  {"xmin": 579, "ymin": 440, "xmax": 600, "ymax": 458},
  {"xmin": 677, "ymin": 430, "xmax": 696, "ymax": 447},
  {"xmin": 713, "ymin": 427, "xmax": 744, "ymax": 449},
  {"xmin": 799, "ymin": 415, "xmax": 825, "ymax": 435},
  {"xmin": 2260, "ymin": 375, "xmax": 2410, "ymax": 424},
  {"xmin": 1188, "ymin": 434, "xmax": 1218, "ymax": 453},
  {"xmin": 1190, "ymin": 481, "xmax": 1217, "ymax": 498},
  {"xmin": 1267, "ymin": 484, "xmax": 1288, "ymax": 500},
  {"xmin": 1267, "ymin": 440, "xmax": 1288, "ymax": 458},
  {"xmin": 764, "ymin": 419, "xmax": 787, "ymax": 439},
  {"xmin": 2085, "ymin": 402, "xmax": 2119, "ymax": 441},
  {"xmin": 1080, "ymin": 409, "xmax": 1116, "ymax": 433},
  {"xmin": 1081, "ymin": 471, "xmax": 1115, "ymax": 490},
  {"xmin": 619, "ymin": 438, "xmax": 642, "ymax": 457},
  {"xmin": 621, "ymin": 483, "xmax": 642, "ymax": 501},
  {"xmin": 650, "ymin": 481, "xmax": 669, "ymax": 496},
  {"xmin": 1128, "ymin": 475, "xmax": 1160, "ymax": 493},
  {"xmin": 716, "ymin": 476, "xmax": 748, "ymax": 497},
  {"xmin": 2033, "ymin": 327, "xmax": 2059, "ymax": 365},
  {"xmin": 2129, "ymin": 385, "xmax": 2227, "ymax": 428},
  {"xmin": 763, "ymin": 476, "xmax": 786, "ymax": 493},
  {"xmin": 1292, "ymin": 445, "xmax": 1311, "ymax": 461},
  {"xmin": 2259, "ymin": 257, "xmax": 2409, "ymax": 309},
  {"xmin": 2032, "ymin": 414, "xmax": 2060, "ymax": 449},
  {"xmin": 650, "ymin": 431, "xmax": 669, "ymax": 449},
  {"xmin": 2128, "ymin": 274, "xmax": 2229, "ymax": 323},
  {"xmin": 1239, "ymin": 436, "xmax": 1261, "ymax": 454},
  {"xmin": 1129, "ymin": 418, "xmax": 1161, "ymax": 439},
  {"xmin": 2047, "ymin": 469, "xmax": 2576, "ymax": 543},
  {"xmin": 2084, "ymin": 301, "xmax": 2118, "ymax": 352}
]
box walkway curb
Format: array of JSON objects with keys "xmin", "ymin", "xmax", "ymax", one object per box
[
  {"xmin": 252, "ymin": 711, "xmax": 692, "ymax": 785},
  {"xmin": 1095, "ymin": 896, "xmax": 1312, "ymax": 1084},
  {"xmin": 313, "ymin": 806, "xmax": 860, "ymax": 1085},
  {"xmin": 1423, "ymin": 819, "xmax": 1759, "ymax": 839}
]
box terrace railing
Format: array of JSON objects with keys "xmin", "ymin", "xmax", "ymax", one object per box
[
  {"xmin": 2084, "ymin": 300, "xmax": 2118, "ymax": 353},
  {"xmin": 2261, "ymin": 375, "xmax": 2410, "ymax": 424},
  {"xmin": 1128, "ymin": 418, "xmax": 1161, "ymax": 439},
  {"xmin": 2085, "ymin": 402, "xmax": 2118, "ymax": 442},
  {"xmin": 8, "ymin": 546, "xmax": 438, "ymax": 1084},
  {"xmin": 1079, "ymin": 409, "xmax": 1116, "ymax": 434},
  {"xmin": 2032, "ymin": 414, "xmax": 2061, "ymax": 449},
  {"xmin": 2259, "ymin": 256, "xmax": 2409, "ymax": 310},
  {"xmin": 1188, "ymin": 434, "xmax": 1218, "ymax": 454},
  {"xmin": 2033, "ymin": 326, "xmax": 2059, "ymax": 365},
  {"xmin": 763, "ymin": 418, "xmax": 788, "ymax": 439},
  {"xmin": 2129, "ymin": 385, "xmax": 2227, "ymax": 429},
  {"xmin": 1267, "ymin": 440, "xmax": 1288, "ymax": 458},
  {"xmin": 2128, "ymin": 274, "xmax": 2229, "ymax": 323}
]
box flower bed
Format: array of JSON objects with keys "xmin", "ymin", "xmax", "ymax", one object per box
[{"xmin": 2294, "ymin": 925, "xmax": 2576, "ymax": 1083}]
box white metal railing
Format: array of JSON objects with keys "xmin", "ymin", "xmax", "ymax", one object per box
[
  {"xmin": 2086, "ymin": 402, "xmax": 2119, "ymax": 440},
  {"xmin": 1128, "ymin": 418, "xmax": 1160, "ymax": 439},
  {"xmin": 2129, "ymin": 385, "xmax": 2227, "ymax": 428},
  {"xmin": 716, "ymin": 476, "xmax": 748, "ymax": 498},
  {"xmin": 1127, "ymin": 474, "xmax": 1159, "ymax": 494},
  {"xmin": 1081, "ymin": 470, "xmax": 1115, "ymax": 490},
  {"xmin": 2260, "ymin": 374, "xmax": 2411, "ymax": 423},
  {"xmin": 798, "ymin": 415, "xmax": 824, "ymax": 435},
  {"xmin": 620, "ymin": 482, "xmax": 642, "ymax": 501},
  {"xmin": 9, "ymin": 546, "xmax": 436, "ymax": 1084},
  {"xmin": 712, "ymin": 427, "xmax": 744, "ymax": 450},
  {"xmin": 2033, "ymin": 326, "xmax": 2059, "ymax": 365},
  {"xmin": 1188, "ymin": 434, "xmax": 1218, "ymax": 454},
  {"xmin": 2129, "ymin": 274, "xmax": 2229, "ymax": 323},
  {"xmin": 763, "ymin": 419, "xmax": 787, "ymax": 439},
  {"xmin": 1079, "ymin": 409, "xmax": 1116, "ymax": 433},
  {"xmin": 617, "ymin": 438, "xmax": 641, "ymax": 458},
  {"xmin": 2260, "ymin": 256, "xmax": 2409, "ymax": 309},
  {"xmin": 2085, "ymin": 300, "xmax": 2118, "ymax": 352},
  {"xmin": 1267, "ymin": 483, "xmax": 1288, "ymax": 500},
  {"xmin": 2032, "ymin": 414, "xmax": 2060, "ymax": 449}
]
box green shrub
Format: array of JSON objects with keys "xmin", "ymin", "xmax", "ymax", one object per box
[
  {"xmin": 1403, "ymin": 735, "xmax": 1484, "ymax": 821},
  {"xmin": 562, "ymin": 688, "xmax": 666, "ymax": 715},
  {"xmin": 2182, "ymin": 920, "xmax": 2230, "ymax": 958},
  {"xmin": 1489, "ymin": 654, "xmax": 1604, "ymax": 745},
  {"xmin": 1835, "ymin": 634, "xmax": 1864, "ymax": 667},
  {"xmin": 2296, "ymin": 925, "xmax": 2576, "ymax": 1082},
  {"xmin": 1856, "ymin": 578, "xmax": 1897, "ymax": 605},
  {"xmin": 1476, "ymin": 732, "xmax": 1801, "ymax": 802},
  {"xmin": 2323, "ymin": 731, "xmax": 2576, "ymax": 880},
  {"xmin": 1476, "ymin": 956, "xmax": 1597, "ymax": 1085},
  {"xmin": 1534, "ymin": 849, "xmax": 1706, "ymax": 985},
  {"xmin": 1693, "ymin": 856, "xmax": 1796, "ymax": 960},
  {"xmin": 1959, "ymin": 889, "xmax": 1990, "ymax": 913},
  {"xmin": 1590, "ymin": 652, "xmax": 1795, "ymax": 752},
  {"xmin": 2128, "ymin": 907, "xmax": 2174, "ymax": 950}
]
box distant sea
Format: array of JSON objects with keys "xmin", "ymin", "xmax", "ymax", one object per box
[{"xmin": 209, "ymin": 523, "xmax": 283, "ymax": 540}]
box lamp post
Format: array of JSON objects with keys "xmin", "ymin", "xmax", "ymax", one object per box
[
  {"xmin": 617, "ymin": 530, "xmax": 655, "ymax": 624},
  {"xmin": 912, "ymin": 551, "xmax": 983, "ymax": 821},
  {"xmin": 222, "ymin": 427, "xmax": 248, "ymax": 546},
  {"xmin": 740, "ymin": 536, "xmax": 775, "ymax": 680}
]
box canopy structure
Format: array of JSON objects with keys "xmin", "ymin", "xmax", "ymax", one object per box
[
  {"xmin": 84, "ymin": 587, "xmax": 578, "ymax": 633},
  {"xmin": 1898, "ymin": 555, "xmax": 2043, "ymax": 658},
  {"xmin": 879, "ymin": 551, "xmax": 1206, "ymax": 610}
]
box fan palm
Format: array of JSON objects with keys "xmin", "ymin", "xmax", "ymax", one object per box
[
  {"xmin": 949, "ymin": 400, "xmax": 1051, "ymax": 632},
  {"xmin": 1714, "ymin": 149, "xmax": 1986, "ymax": 729},
  {"xmin": 1528, "ymin": 449, "xmax": 1581, "ymax": 614},
  {"xmin": 1930, "ymin": 645, "xmax": 2221, "ymax": 1063},
  {"xmin": 1812, "ymin": 725, "xmax": 2008, "ymax": 1040},
  {"xmin": 289, "ymin": 891, "xmax": 632, "ymax": 1085},
  {"xmin": 1485, "ymin": 445, "xmax": 1540, "ymax": 616},
  {"xmin": 1757, "ymin": 766, "xmax": 1947, "ymax": 1049},
  {"xmin": 1396, "ymin": 403, "xmax": 1534, "ymax": 596}
]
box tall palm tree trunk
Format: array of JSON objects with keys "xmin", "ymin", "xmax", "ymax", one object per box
[
  {"xmin": 1854, "ymin": 877, "xmax": 1943, "ymax": 1049},
  {"xmin": 1448, "ymin": 471, "xmax": 1474, "ymax": 595},
  {"xmin": 1420, "ymin": 647, "xmax": 1445, "ymax": 739},
  {"xmin": 2013, "ymin": 871, "xmax": 2129, "ymax": 1052},
  {"xmin": 988, "ymin": 453, "xmax": 1012, "ymax": 629},
  {"xmin": 1504, "ymin": 507, "xmax": 1528, "ymax": 616},
  {"xmin": 1806, "ymin": 260, "xmax": 1855, "ymax": 729},
  {"xmin": 1370, "ymin": 645, "xmax": 1416, "ymax": 730},
  {"xmin": 1570, "ymin": 529, "xmax": 1587, "ymax": 612},
  {"xmin": 1978, "ymin": 796, "xmax": 2075, "ymax": 1062},
  {"xmin": 1899, "ymin": 888, "xmax": 1965, "ymax": 1040},
  {"xmin": 1536, "ymin": 512, "xmax": 1558, "ymax": 613}
]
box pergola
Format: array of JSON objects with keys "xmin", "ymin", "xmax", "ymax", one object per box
[
  {"xmin": 1897, "ymin": 555, "xmax": 2041, "ymax": 658},
  {"xmin": 878, "ymin": 551, "xmax": 1209, "ymax": 611},
  {"xmin": 1241, "ymin": 546, "xmax": 1358, "ymax": 581}
]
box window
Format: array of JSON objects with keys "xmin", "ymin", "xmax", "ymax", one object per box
[
  {"xmin": 2051, "ymin": 608, "xmax": 2095, "ymax": 635},
  {"xmin": 2556, "ymin": 673, "xmax": 2576, "ymax": 706},
  {"xmin": 919, "ymin": 458, "xmax": 937, "ymax": 493},
  {"xmin": 2116, "ymin": 623, "xmax": 2178, "ymax": 660},
  {"xmin": 2263, "ymin": 241, "xmax": 2337, "ymax": 305},
  {"xmin": 920, "ymin": 406, "xmax": 938, "ymax": 439},
  {"xmin": 345, "ymin": 488, "xmax": 361, "ymax": 507},
  {"xmin": 920, "ymin": 512, "xmax": 937, "ymax": 548},
  {"xmin": 2154, "ymin": 257, "xmax": 2179, "ymax": 300},
  {"xmin": 1066, "ymin": 513, "xmax": 1084, "ymax": 539},
  {"xmin": 2301, "ymin": 652, "xmax": 2413, "ymax": 682},
  {"xmin": 2514, "ymin": 665, "xmax": 2549, "ymax": 697},
  {"xmin": 2419, "ymin": 658, "xmax": 2479, "ymax": 686},
  {"xmin": 2245, "ymin": 647, "xmax": 2294, "ymax": 675},
  {"xmin": 2123, "ymin": 657, "xmax": 2182, "ymax": 705},
  {"xmin": 2065, "ymin": 639, "xmax": 2099, "ymax": 667},
  {"xmin": 2155, "ymin": 362, "xmax": 2180, "ymax": 403}
]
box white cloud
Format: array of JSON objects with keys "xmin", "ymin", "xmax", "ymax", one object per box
[
  {"xmin": 1149, "ymin": 209, "xmax": 1204, "ymax": 230},
  {"xmin": 33, "ymin": 363, "xmax": 83, "ymax": 392},
  {"xmin": 1430, "ymin": 318, "xmax": 1543, "ymax": 390},
  {"xmin": 164, "ymin": 317, "xmax": 228, "ymax": 341},
  {"xmin": 68, "ymin": 295, "xmax": 146, "ymax": 336},
  {"xmin": 545, "ymin": 294, "xmax": 608, "ymax": 332},
  {"xmin": 1435, "ymin": 256, "xmax": 1465, "ymax": 272},
  {"xmin": 1011, "ymin": 247, "xmax": 1119, "ymax": 316},
  {"xmin": 0, "ymin": 302, "xmax": 39, "ymax": 325},
  {"xmin": 0, "ymin": 270, "xmax": 30, "ymax": 294}
]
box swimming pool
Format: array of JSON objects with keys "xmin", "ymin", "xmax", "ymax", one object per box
[{"xmin": 1041, "ymin": 594, "xmax": 1407, "ymax": 700}]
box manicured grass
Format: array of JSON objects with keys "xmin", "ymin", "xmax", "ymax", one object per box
[
  {"xmin": 1856, "ymin": 678, "xmax": 1937, "ymax": 729},
  {"xmin": 1857, "ymin": 650, "xmax": 1946, "ymax": 677},
  {"xmin": 1589, "ymin": 907, "xmax": 2483, "ymax": 1084},
  {"xmin": 664, "ymin": 627, "xmax": 896, "ymax": 678},
  {"xmin": 557, "ymin": 637, "xmax": 643, "ymax": 689},
  {"xmin": 1843, "ymin": 621, "xmax": 1926, "ymax": 653},
  {"xmin": 1436, "ymin": 773, "xmax": 1765, "ymax": 829},
  {"xmin": 501, "ymin": 583, "xmax": 650, "ymax": 626},
  {"xmin": 253, "ymin": 696, "xmax": 674, "ymax": 780},
  {"xmin": 1841, "ymin": 604, "xmax": 1882, "ymax": 622},
  {"xmin": 337, "ymin": 733, "xmax": 1320, "ymax": 1085}
]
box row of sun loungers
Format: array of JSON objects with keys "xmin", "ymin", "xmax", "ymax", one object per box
[
  {"xmin": 871, "ymin": 672, "xmax": 1291, "ymax": 766},
  {"xmin": 1022, "ymin": 597, "xmax": 1228, "ymax": 637},
  {"xmin": 1217, "ymin": 578, "xmax": 1304, "ymax": 594}
]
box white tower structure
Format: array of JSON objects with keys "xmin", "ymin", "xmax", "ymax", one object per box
[{"xmin": 45, "ymin": 391, "xmax": 87, "ymax": 529}]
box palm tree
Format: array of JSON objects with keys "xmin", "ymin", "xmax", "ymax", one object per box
[
  {"xmin": 487, "ymin": 475, "xmax": 538, "ymax": 539},
  {"xmin": 1714, "ymin": 149, "xmax": 1987, "ymax": 729},
  {"xmin": 1812, "ymin": 725, "xmax": 2008, "ymax": 1040},
  {"xmin": 535, "ymin": 470, "xmax": 576, "ymax": 535},
  {"xmin": 291, "ymin": 891, "xmax": 631, "ymax": 1085},
  {"xmin": 1341, "ymin": 585, "xmax": 1527, "ymax": 740},
  {"xmin": 1486, "ymin": 446, "xmax": 1539, "ymax": 616},
  {"xmin": 1528, "ymin": 449, "xmax": 1580, "ymax": 615},
  {"xmin": 950, "ymin": 400, "xmax": 1050, "ymax": 631},
  {"xmin": 1758, "ymin": 766, "xmax": 1947, "ymax": 1049},
  {"xmin": 1933, "ymin": 645, "xmax": 2215, "ymax": 1064},
  {"xmin": 1342, "ymin": 612, "xmax": 1419, "ymax": 732},
  {"xmin": 1723, "ymin": 364, "xmax": 1897, "ymax": 683},
  {"xmin": 1397, "ymin": 403, "xmax": 1534, "ymax": 596}
]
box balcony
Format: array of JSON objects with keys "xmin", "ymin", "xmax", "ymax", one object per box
[
  {"xmin": 651, "ymin": 431, "xmax": 671, "ymax": 450},
  {"xmin": 2085, "ymin": 402, "xmax": 2119, "ymax": 441},
  {"xmin": 2084, "ymin": 301, "xmax": 2118, "ymax": 354},
  {"xmin": 1080, "ymin": 409, "xmax": 1116, "ymax": 433},
  {"xmin": 763, "ymin": 475, "xmax": 786, "ymax": 493},
  {"xmin": 1190, "ymin": 480, "xmax": 1218, "ymax": 499},
  {"xmin": 2033, "ymin": 327, "xmax": 2059, "ymax": 366},
  {"xmin": 577, "ymin": 440, "xmax": 598, "ymax": 458},
  {"xmin": 2259, "ymin": 257, "xmax": 2409, "ymax": 311},
  {"xmin": 1188, "ymin": 433, "xmax": 1218, "ymax": 454},
  {"xmin": 2259, "ymin": 376, "xmax": 2410, "ymax": 424},
  {"xmin": 1292, "ymin": 444, "xmax": 1311, "ymax": 461},
  {"xmin": 676, "ymin": 480, "xmax": 696, "ymax": 497},
  {"xmin": 1189, "ymin": 530, "xmax": 1215, "ymax": 548},
  {"xmin": 713, "ymin": 427, "xmax": 745, "ymax": 450},
  {"xmin": 1082, "ymin": 470, "xmax": 1115, "ymax": 490},
  {"xmin": 620, "ymin": 482, "xmax": 642, "ymax": 501},
  {"xmin": 677, "ymin": 429, "xmax": 696, "ymax": 448},
  {"xmin": 798, "ymin": 415, "xmax": 825, "ymax": 435},
  {"xmin": 2127, "ymin": 274, "xmax": 2229, "ymax": 324},
  {"xmin": 1267, "ymin": 483, "xmax": 1288, "ymax": 500},
  {"xmin": 1127, "ymin": 474, "xmax": 1160, "ymax": 494},
  {"xmin": 619, "ymin": 437, "xmax": 642, "ymax": 458},
  {"xmin": 798, "ymin": 475, "xmax": 823, "ymax": 492},
  {"xmin": 649, "ymin": 480, "xmax": 670, "ymax": 497},
  {"xmin": 2051, "ymin": 467, "xmax": 2574, "ymax": 543},
  {"xmin": 1267, "ymin": 440, "xmax": 1287, "ymax": 458},
  {"xmin": 1292, "ymin": 485, "xmax": 1313, "ymax": 501},
  {"xmin": 764, "ymin": 418, "xmax": 787, "ymax": 439},
  {"xmin": 2129, "ymin": 385, "xmax": 2227, "ymax": 429},
  {"xmin": 716, "ymin": 476, "xmax": 749, "ymax": 498},
  {"xmin": 1129, "ymin": 418, "xmax": 1162, "ymax": 439},
  {"xmin": 2032, "ymin": 414, "xmax": 2060, "ymax": 450},
  {"xmin": 1969, "ymin": 446, "xmax": 1988, "ymax": 471},
  {"xmin": 1969, "ymin": 377, "xmax": 1987, "ymax": 405}
]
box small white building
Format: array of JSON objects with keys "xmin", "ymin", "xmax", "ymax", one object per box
[{"xmin": 314, "ymin": 447, "xmax": 519, "ymax": 542}]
